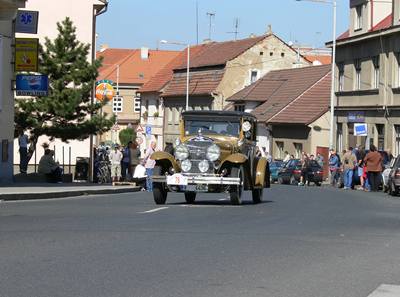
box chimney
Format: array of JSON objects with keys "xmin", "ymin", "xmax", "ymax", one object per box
[
  {"xmin": 249, "ymin": 33, "xmax": 257, "ymax": 38},
  {"xmin": 141, "ymin": 47, "xmax": 149, "ymax": 60},
  {"xmin": 266, "ymin": 24, "xmax": 273, "ymax": 35},
  {"xmin": 202, "ymin": 38, "xmax": 212, "ymax": 44},
  {"xmin": 99, "ymin": 44, "xmax": 109, "ymax": 52}
]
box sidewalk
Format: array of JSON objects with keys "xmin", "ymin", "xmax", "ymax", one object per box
[{"xmin": 0, "ymin": 183, "xmax": 140, "ymax": 201}]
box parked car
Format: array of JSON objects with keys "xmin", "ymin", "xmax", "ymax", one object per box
[
  {"xmin": 151, "ymin": 110, "xmax": 270, "ymax": 205},
  {"xmin": 382, "ymin": 157, "xmax": 396, "ymax": 192},
  {"xmin": 277, "ymin": 159, "xmax": 323, "ymax": 186},
  {"xmin": 270, "ymin": 160, "xmax": 284, "ymax": 183},
  {"xmin": 387, "ymin": 155, "xmax": 400, "ymax": 196}
]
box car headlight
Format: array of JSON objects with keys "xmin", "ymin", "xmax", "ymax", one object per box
[
  {"xmin": 181, "ymin": 159, "xmax": 192, "ymax": 172},
  {"xmin": 175, "ymin": 144, "xmax": 189, "ymax": 161},
  {"xmin": 198, "ymin": 160, "xmax": 210, "ymax": 173},
  {"xmin": 206, "ymin": 144, "xmax": 220, "ymax": 162}
]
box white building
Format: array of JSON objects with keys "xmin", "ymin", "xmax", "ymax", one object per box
[
  {"xmin": 14, "ymin": 0, "xmax": 107, "ymax": 172},
  {"xmin": 0, "ymin": 0, "xmax": 27, "ymax": 183}
]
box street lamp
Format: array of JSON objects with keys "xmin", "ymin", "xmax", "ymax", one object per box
[
  {"xmin": 296, "ymin": 0, "xmax": 337, "ymax": 150},
  {"xmin": 159, "ymin": 40, "xmax": 190, "ymax": 111}
]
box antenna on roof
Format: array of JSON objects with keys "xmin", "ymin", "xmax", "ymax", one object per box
[
  {"xmin": 196, "ymin": 1, "xmax": 199, "ymax": 45},
  {"xmin": 206, "ymin": 12, "xmax": 215, "ymax": 40},
  {"xmin": 227, "ymin": 17, "xmax": 240, "ymax": 41}
]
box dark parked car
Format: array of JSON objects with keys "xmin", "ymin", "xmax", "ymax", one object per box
[
  {"xmin": 270, "ymin": 160, "xmax": 284, "ymax": 183},
  {"xmin": 387, "ymin": 155, "xmax": 400, "ymax": 196},
  {"xmin": 277, "ymin": 159, "xmax": 323, "ymax": 186}
]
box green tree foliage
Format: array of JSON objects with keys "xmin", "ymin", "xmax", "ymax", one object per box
[
  {"xmin": 119, "ymin": 128, "xmax": 136, "ymax": 147},
  {"xmin": 15, "ymin": 17, "xmax": 114, "ymax": 158}
]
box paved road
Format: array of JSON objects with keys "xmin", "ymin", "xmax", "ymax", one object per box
[{"xmin": 1, "ymin": 185, "xmax": 400, "ymax": 297}]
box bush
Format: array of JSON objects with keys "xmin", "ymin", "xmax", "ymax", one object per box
[{"xmin": 119, "ymin": 128, "xmax": 136, "ymax": 147}]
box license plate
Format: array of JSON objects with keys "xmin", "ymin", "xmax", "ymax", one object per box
[
  {"xmin": 167, "ymin": 174, "xmax": 188, "ymax": 186},
  {"xmin": 186, "ymin": 184, "xmax": 208, "ymax": 192}
]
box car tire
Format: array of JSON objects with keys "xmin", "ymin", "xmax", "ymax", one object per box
[
  {"xmin": 185, "ymin": 192, "xmax": 196, "ymax": 204},
  {"xmin": 315, "ymin": 181, "xmax": 321, "ymax": 187},
  {"xmin": 289, "ymin": 175, "xmax": 297, "ymax": 185},
  {"xmin": 252, "ymin": 187, "xmax": 263, "ymax": 204},
  {"xmin": 389, "ymin": 182, "xmax": 398, "ymax": 196},
  {"xmin": 230, "ymin": 166, "xmax": 243, "ymax": 205},
  {"xmin": 153, "ymin": 166, "xmax": 167, "ymax": 205}
]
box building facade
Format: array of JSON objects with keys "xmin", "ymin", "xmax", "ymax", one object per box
[
  {"xmin": 13, "ymin": 0, "xmax": 108, "ymax": 170},
  {"xmin": 0, "ymin": 0, "xmax": 26, "ymax": 183},
  {"xmin": 332, "ymin": 0, "xmax": 400, "ymax": 154}
]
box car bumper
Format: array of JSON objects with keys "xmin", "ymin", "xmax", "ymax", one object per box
[{"xmin": 152, "ymin": 174, "xmax": 241, "ymax": 186}]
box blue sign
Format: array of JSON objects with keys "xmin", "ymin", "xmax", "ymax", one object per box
[
  {"xmin": 16, "ymin": 75, "xmax": 49, "ymax": 96},
  {"xmin": 348, "ymin": 111, "xmax": 365, "ymax": 123},
  {"xmin": 354, "ymin": 123, "xmax": 368, "ymax": 136},
  {"xmin": 146, "ymin": 125, "xmax": 152, "ymax": 136},
  {"xmin": 15, "ymin": 10, "xmax": 39, "ymax": 34}
]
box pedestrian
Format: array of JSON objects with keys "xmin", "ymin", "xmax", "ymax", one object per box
[
  {"xmin": 356, "ymin": 146, "xmax": 367, "ymax": 190},
  {"xmin": 298, "ymin": 152, "xmax": 309, "ymax": 186},
  {"xmin": 364, "ymin": 144, "xmax": 383, "ymax": 192},
  {"xmin": 283, "ymin": 151, "xmax": 291, "ymax": 162},
  {"xmin": 329, "ymin": 149, "xmax": 340, "ymax": 186},
  {"xmin": 342, "ymin": 148, "xmax": 357, "ymax": 190},
  {"xmin": 143, "ymin": 141, "xmax": 157, "ymax": 192},
  {"xmin": 165, "ymin": 142, "xmax": 174, "ymax": 155},
  {"xmin": 129, "ymin": 142, "xmax": 141, "ymax": 178},
  {"xmin": 121, "ymin": 142, "xmax": 131, "ymax": 181},
  {"xmin": 109, "ymin": 144, "xmax": 123, "ymax": 183},
  {"xmin": 38, "ymin": 149, "xmax": 62, "ymax": 183},
  {"xmin": 316, "ymin": 152, "xmax": 324, "ymax": 168},
  {"xmin": 18, "ymin": 129, "xmax": 29, "ymax": 174}
]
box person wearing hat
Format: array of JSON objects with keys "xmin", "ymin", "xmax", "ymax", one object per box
[{"xmin": 109, "ymin": 144, "xmax": 123, "ymax": 183}]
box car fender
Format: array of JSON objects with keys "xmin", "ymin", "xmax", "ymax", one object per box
[
  {"xmin": 151, "ymin": 151, "xmax": 180, "ymax": 172},
  {"xmin": 220, "ymin": 153, "xmax": 248, "ymax": 167},
  {"xmin": 254, "ymin": 157, "xmax": 270, "ymax": 188}
]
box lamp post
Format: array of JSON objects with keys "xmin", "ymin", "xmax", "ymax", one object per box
[
  {"xmin": 160, "ymin": 40, "xmax": 190, "ymax": 110},
  {"xmin": 296, "ymin": 0, "xmax": 337, "ymax": 150}
]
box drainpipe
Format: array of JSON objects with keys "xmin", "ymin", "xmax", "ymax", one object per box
[
  {"xmin": 371, "ymin": 0, "xmax": 374, "ymax": 31},
  {"xmin": 89, "ymin": 0, "xmax": 108, "ymax": 182}
]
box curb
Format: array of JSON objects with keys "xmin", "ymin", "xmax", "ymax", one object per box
[{"xmin": 0, "ymin": 187, "xmax": 141, "ymax": 201}]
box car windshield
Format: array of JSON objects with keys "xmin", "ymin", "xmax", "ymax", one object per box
[
  {"xmin": 270, "ymin": 161, "xmax": 283, "ymax": 168},
  {"xmin": 185, "ymin": 120, "xmax": 240, "ymax": 137}
]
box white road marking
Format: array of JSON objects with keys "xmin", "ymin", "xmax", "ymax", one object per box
[
  {"xmin": 218, "ymin": 198, "xmax": 228, "ymax": 201},
  {"xmin": 140, "ymin": 207, "xmax": 169, "ymax": 214},
  {"xmin": 367, "ymin": 284, "xmax": 400, "ymax": 297},
  {"xmin": 180, "ymin": 204, "xmax": 241, "ymax": 208}
]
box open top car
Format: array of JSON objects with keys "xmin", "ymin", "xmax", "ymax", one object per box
[{"xmin": 151, "ymin": 110, "xmax": 270, "ymax": 205}]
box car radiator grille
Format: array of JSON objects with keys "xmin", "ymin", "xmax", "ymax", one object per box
[{"xmin": 186, "ymin": 139, "xmax": 214, "ymax": 174}]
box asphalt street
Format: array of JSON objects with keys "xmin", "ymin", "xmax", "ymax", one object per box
[{"xmin": 1, "ymin": 185, "xmax": 400, "ymax": 297}]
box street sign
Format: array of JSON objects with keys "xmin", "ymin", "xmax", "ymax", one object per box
[
  {"xmin": 136, "ymin": 137, "xmax": 143, "ymax": 145},
  {"xmin": 112, "ymin": 124, "xmax": 120, "ymax": 131},
  {"xmin": 136, "ymin": 124, "xmax": 144, "ymax": 133},
  {"xmin": 95, "ymin": 80, "xmax": 115, "ymax": 102},
  {"xmin": 354, "ymin": 123, "xmax": 368, "ymax": 136},
  {"xmin": 15, "ymin": 38, "xmax": 39, "ymax": 72},
  {"xmin": 146, "ymin": 125, "xmax": 152, "ymax": 136},
  {"xmin": 16, "ymin": 74, "xmax": 48, "ymax": 96},
  {"xmin": 15, "ymin": 10, "xmax": 39, "ymax": 34}
]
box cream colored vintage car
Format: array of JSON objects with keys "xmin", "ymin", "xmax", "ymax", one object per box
[{"xmin": 151, "ymin": 111, "xmax": 270, "ymax": 205}]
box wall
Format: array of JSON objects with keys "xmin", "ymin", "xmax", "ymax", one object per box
[
  {"xmin": 271, "ymin": 125, "xmax": 311, "ymax": 159},
  {"xmin": 216, "ymin": 34, "xmax": 309, "ymax": 109},
  {"xmin": 309, "ymin": 111, "xmax": 331, "ymax": 153}
]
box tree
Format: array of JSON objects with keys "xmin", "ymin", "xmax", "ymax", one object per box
[
  {"xmin": 15, "ymin": 17, "xmax": 114, "ymax": 160},
  {"xmin": 119, "ymin": 128, "xmax": 136, "ymax": 147}
]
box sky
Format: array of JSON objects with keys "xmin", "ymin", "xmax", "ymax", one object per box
[{"xmin": 96, "ymin": 0, "xmax": 349, "ymax": 51}]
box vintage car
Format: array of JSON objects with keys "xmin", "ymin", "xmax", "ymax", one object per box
[{"xmin": 151, "ymin": 110, "xmax": 270, "ymax": 205}]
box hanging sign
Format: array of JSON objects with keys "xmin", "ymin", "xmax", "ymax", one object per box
[
  {"xmin": 16, "ymin": 74, "xmax": 49, "ymax": 96},
  {"xmin": 95, "ymin": 80, "xmax": 115, "ymax": 101},
  {"xmin": 354, "ymin": 123, "xmax": 368, "ymax": 136},
  {"xmin": 15, "ymin": 10, "xmax": 39, "ymax": 34},
  {"xmin": 15, "ymin": 38, "xmax": 39, "ymax": 72}
]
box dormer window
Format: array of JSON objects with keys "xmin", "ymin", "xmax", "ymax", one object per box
[
  {"xmin": 355, "ymin": 5, "xmax": 363, "ymax": 30},
  {"xmin": 250, "ymin": 70, "xmax": 259, "ymax": 84}
]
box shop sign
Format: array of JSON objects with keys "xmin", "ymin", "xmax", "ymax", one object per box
[
  {"xmin": 15, "ymin": 38, "xmax": 39, "ymax": 72},
  {"xmin": 95, "ymin": 80, "xmax": 115, "ymax": 101},
  {"xmin": 354, "ymin": 123, "xmax": 368, "ymax": 136},
  {"xmin": 348, "ymin": 111, "xmax": 365, "ymax": 123},
  {"xmin": 16, "ymin": 74, "xmax": 48, "ymax": 96},
  {"xmin": 15, "ymin": 10, "xmax": 39, "ymax": 34}
]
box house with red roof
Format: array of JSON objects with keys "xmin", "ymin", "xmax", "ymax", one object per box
[
  {"xmin": 227, "ymin": 65, "xmax": 332, "ymax": 166},
  {"xmin": 139, "ymin": 29, "xmax": 310, "ymax": 148},
  {"xmin": 327, "ymin": 0, "xmax": 400, "ymax": 154},
  {"xmin": 96, "ymin": 47, "xmax": 180, "ymax": 144}
]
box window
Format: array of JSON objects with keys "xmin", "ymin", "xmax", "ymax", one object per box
[
  {"xmin": 281, "ymin": 52, "xmax": 285, "ymax": 58},
  {"xmin": 294, "ymin": 143, "xmax": 303, "ymax": 159},
  {"xmin": 112, "ymin": 96, "xmax": 123, "ymax": 113},
  {"xmin": 250, "ymin": 70, "xmax": 259, "ymax": 84},
  {"xmin": 394, "ymin": 125, "xmax": 400, "ymax": 156},
  {"xmin": 354, "ymin": 59, "xmax": 361, "ymax": 90},
  {"xmin": 397, "ymin": 53, "xmax": 400, "ymax": 87},
  {"xmin": 234, "ymin": 104, "xmax": 245, "ymax": 112},
  {"xmin": 355, "ymin": 5, "xmax": 363, "ymax": 30},
  {"xmin": 373, "ymin": 56, "xmax": 380, "ymax": 89},
  {"xmin": 260, "ymin": 51, "xmax": 264, "ymax": 56},
  {"xmin": 338, "ymin": 63, "xmax": 344, "ymax": 91},
  {"xmin": 376, "ymin": 124, "xmax": 385, "ymax": 151},
  {"xmin": 276, "ymin": 141, "xmax": 284, "ymax": 159},
  {"xmin": 337, "ymin": 123, "xmax": 343, "ymax": 153},
  {"xmin": 134, "ymin": 93, "xmax": 141, "ymax": 112}
]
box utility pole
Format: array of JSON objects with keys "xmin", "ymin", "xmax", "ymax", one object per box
[
  {"xmin": 227, "ymin": 17, "xmax": 240, "ymax": 40},
  {"xmin": 206, "ymin": 12, "xmax": 215, "ymax": 40}
]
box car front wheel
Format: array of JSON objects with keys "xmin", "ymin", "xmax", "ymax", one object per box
[
  {"xmin": 153, "ymin": 166, "xmax": 167, "ymax": 204},
  {"xmin": 185, "ymin": 192, "xmax": 196, "ymax": 204},
  {"xmin": 230, "ymin": 166, "xmax": 243, "ymax": 205}
]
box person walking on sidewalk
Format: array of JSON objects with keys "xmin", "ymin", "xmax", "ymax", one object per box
[
  {"xmin": 18, "ymin": 130, "xmax": 29, "ymax": 174},
  {"xmin": 110, "ymin": 144, "xmax": 123, "ymax": 183},
  {"xmin": 329, "ymin": 149, "xmax": 340, "ymax": 186},
  {"xmin": 143, "ymin": 141, "xmax": 157, "ymax": 192},
  {"xmin": 342, "ymin": 148, "xmax": 357, "ymax": 190},
  {"xmin": 121, "ymin": 142, "xmax": 131, "ymax": 181},
  {"xmin": 364, "ymin": 145, "xmax": 383, "ymax": 192}
]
